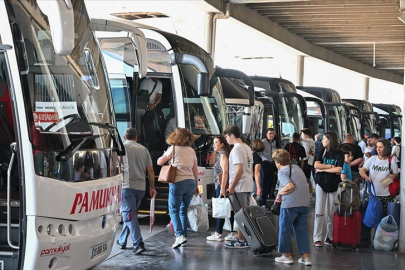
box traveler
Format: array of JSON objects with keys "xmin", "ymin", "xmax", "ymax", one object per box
[
  {"xmin": 258, "ymin": 128, "xmax": 280, "ymax": 205},
  {"xmin": 250, "ymin": 139, "xmax": 264, "ymax": 197},
  {"xmin": 300, "ymin": 128, "xmax": 315, "ymax": 193},
  {"xmin": 206, "ymin": 135, "xmax": 236, "ymax": 242},
  {"xmin": 223, "ymin": 125, "xmax": 254, "ymax": 248},
  {"xmin": 313, "ymin": 132, "xmax": 344, "ymax": 247},
  {"xmin": 157, "ymin": 128, "xmax": 200, "ymax": 248},
  {"xmin": 116, "ymin": 128, "xmax": 157, "ymax": 254},
  {"xmin": 359, "ymin": 138, "xmax": 399, "ymax": 247},
  {"xmin": 273, "ymin": 149, "xmax": 311, "ymax": 266},
  {"xmin": 139, "ymin": 77, "xmax": 162, "ymax": 110}
]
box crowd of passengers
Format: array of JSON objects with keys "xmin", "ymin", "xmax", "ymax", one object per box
[{"xmin": 116, "ymin": 119, "xmax": 401, "ymax": 266}]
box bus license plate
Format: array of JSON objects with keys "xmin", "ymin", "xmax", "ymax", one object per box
[{"xmin": 91, "ymin": 242, "xmax": 108, "ymax": 259}]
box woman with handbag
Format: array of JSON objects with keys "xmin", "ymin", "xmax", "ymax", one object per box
[
  {"xmin": 273, "ymin": 149, "xmax": 311, "ymax": 265},
  {"xmin": 359, "ymin": 138, "xmax": 399, "ymax": 247},
  {"xmin": 206, "ymin": 136, "xmax": 235, "ymax": 242},
  {"xmin": 313, "ymin": 132, "xmax": 344, "ymax": 248},
  {"xmin": 157, "ymin": 128, "xmax": 200, "ymax": 248}
]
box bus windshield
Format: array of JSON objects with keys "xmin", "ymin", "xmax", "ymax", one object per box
[
  {"xmin": 326, "ymin": 104, "xmax": 347, "ymax": 142},
  {"xmin": 278, "ymin": 96, "xmax": 303, "ymax": 147},
  {"xmin": 180, "ymin": 64, "xmax": 226, "ymax": 136},
  {"xmin": 8, "ymin": 0, "xmax": 118, "ymax": 180}
]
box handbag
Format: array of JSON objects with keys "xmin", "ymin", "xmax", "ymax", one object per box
[
  {"xmin": 388, "ymin": 156, "xmax": 400, "ymax": 196},
  {"xmin": 271, "ymin": 202, "xmax": 281, "ymax": 215},
  {"xmin": 363, "ymin": 181, "xmax": 383, "ymax": 228},
  {"xmin": 158, "ymin": 145, "xmax": 177, "ymax": 184}
]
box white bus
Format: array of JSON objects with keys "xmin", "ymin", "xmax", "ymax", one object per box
[
  {"xmin": 0, "ymin": 1, "xmax": 147, "ymax": 269},
  {"xmin": 94, "ymin": 19, "xmax": 229, "ymax": 211}
]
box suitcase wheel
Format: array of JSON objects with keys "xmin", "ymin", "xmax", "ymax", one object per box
[{"xmin": 252, "ymin": 250, "xmax": 259, "ymax": 256}]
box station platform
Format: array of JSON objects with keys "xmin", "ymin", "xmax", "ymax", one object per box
[{"xmin": 93, "ymin": 201, "xmax": 405, "ymax": 270}]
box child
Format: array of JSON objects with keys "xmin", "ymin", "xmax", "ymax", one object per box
[{"xmin": 340, "ymin": 144, "xmax": 353, "ymax": 181}]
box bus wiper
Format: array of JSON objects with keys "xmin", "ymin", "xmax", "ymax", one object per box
[
  {"xmin": 87, "ymin": 122, "xmax": 125, "ymax": 156},
  {"xmin": 55, "ymin": 134, "xmax": 106, "ymax": 162}
]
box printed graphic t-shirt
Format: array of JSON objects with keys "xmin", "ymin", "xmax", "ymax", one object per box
[{"xmin": 363, "ymin": 155, "xmax": 399, "ymax": 196}]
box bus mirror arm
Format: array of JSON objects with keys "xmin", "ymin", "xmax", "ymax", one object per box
[{"xmin": 7, "ymin": 142, "xmax": 18, "ymax": 249}]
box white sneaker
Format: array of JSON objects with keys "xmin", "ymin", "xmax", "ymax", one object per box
[
  {"xmin": 298, "ymin": 257, "xmax": 312, "ymax": 266},
  {"xmin": 224, "ymin": 232, "xmax": 238, "ymax": 242},
  {"xmin": 172, "ymin": 235, "xmax": 187, "ymax": 249},
  {"xmin": 275, "ymin": 255, "xmax": 294, "ymax": 264},
  {"xmin": 206, "ymin": 232, "xmax": 224, "ymax": 242}
]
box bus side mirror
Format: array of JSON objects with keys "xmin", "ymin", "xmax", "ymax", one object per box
[
  {"xmin": 37, "ymin": 0, "xmax": 74, "ymax": 56},
  {"xmin": 242, "ymin": 107, "xmax": 252, "ymax": 135},
  {"xmin": 197, "ymin": 73, "xmax": 209, "ymax": 97}
]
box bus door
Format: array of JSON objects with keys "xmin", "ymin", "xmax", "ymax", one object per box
[
  {"xmin": 257, "ymin": 96, "xmax": 276, "ymax": 139},
  {"xmin": 0, "ymin": 46, "xmax": 23, "ymax": 270}
]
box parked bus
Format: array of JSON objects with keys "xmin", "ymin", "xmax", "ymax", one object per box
[
  {"xmin": 252, "ymin": 77, "xmax": 307, "ymax": 147},
  {"xmin": 296, "ymin": 90, "xmax": 327, "ymax": 137},
  {"xmin": 218, "ymin": 69, "xmax": 263, "ymax": 143},
  {"xmin": 373, "ymin": 103, "xmax": 402, "ymax": 139},
  {"xmin": 0, "ymin": 0, "xmax": 148, "ymax": 269},
  {"xmin": 297, "ymin": 86, "xmax": 349, "ymax": 142},
  {"xmin": 95, "ymin": 21, "xmax": 229, "ymax": 210},
  {"xmin": 342, "ymin": 99, "xmax": 378, "ymax": 138}
]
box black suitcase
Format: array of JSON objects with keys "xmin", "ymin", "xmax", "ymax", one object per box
[{"xmin": 230, "ymin": 194, "xmax": 278, "ymax": 255}]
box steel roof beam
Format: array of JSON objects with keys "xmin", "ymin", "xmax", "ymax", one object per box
[{"xmin": 205, "ymin": 0, "xmax": 403, "ymax": 84}]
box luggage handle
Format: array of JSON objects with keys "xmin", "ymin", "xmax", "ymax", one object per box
[{"xmin": 226, "ymin": 191, "xmax": 243, "ymax": 211}]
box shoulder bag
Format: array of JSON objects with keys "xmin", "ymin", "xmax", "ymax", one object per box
[
  {"xmin": 158, "ymin": 145, "xmax": 177, "ymax": 184},
  {"xmin": 363, "ymin": 181, "xmax": 383, "ymax": 228}
]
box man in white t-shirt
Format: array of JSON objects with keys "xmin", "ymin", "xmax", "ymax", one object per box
[
  {"xmin": 139, "ymin": 77, "xmax": 163, "ymax": 110},
  {"xmin": 223, "ymin": 125, "xmax": 253, "ymax": 249}
]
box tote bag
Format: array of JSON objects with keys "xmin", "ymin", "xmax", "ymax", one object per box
[
  {"xmin": 158, "ymin": 146, "xmax": 177, "ymax": 184},
  {"xmin": 363, "ymin": 181, "xmax": 383, "ymax": 228}
]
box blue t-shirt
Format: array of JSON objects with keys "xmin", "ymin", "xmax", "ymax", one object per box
[{"xmin": 341, "ymin": 162, "xmax": 352, "ymax": 181}]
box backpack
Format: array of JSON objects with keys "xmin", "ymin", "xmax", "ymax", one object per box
[{"xmin": 334, "ymin": 180, "xmax": 361, "ymax": 214}]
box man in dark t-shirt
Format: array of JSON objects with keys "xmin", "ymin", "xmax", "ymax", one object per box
[
  {"xmin": 340, "ymin": 133, "xmax": 363, "ymax": 182},
  {"xmin": 284, "ymin": 133, "xmax": 307, "ymax": 169}
]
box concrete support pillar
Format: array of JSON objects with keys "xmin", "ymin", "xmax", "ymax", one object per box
[
  {"xmin": 399, "ymin": 51, "xmax": 405, "ymax": 254},
  {"xmin": 204, "ymin": 12, "xmax": 215, "ymax": 59},
  {"xmin": 296, "ymin": 55, "xmax": 304, "ymax": 87},
  {"xmin": 363, "ymin": 77, "xmax": 370, "ymax": 101}
]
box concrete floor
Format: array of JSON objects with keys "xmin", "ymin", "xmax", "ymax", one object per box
[{"xmin": 92, "ymin": 202, "xmax": 405, "ymax": 270}]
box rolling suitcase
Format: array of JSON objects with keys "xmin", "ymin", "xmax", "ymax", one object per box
[
  {"xmin": 230, "ymin": 194, "xmax": 278, "ymax": 255},
  {"xmin": 333, "ymin": 182, "xmax": 361, "ymax": 251}
]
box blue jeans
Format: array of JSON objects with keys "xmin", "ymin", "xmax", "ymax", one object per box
[
  {"xmin": 118, "ymin": 188, "xmax": 145, "ymax": 248},
  {"xmin": 278, "ymin": 206, "xmax": 310, "ymax": 255},
  {"xmin": 215, "ymin": 187, "xmax": 235, "ymax": 234},
  {"xmin": 169, "ymin": 179, "xmax": 196, "ymax": 237}
]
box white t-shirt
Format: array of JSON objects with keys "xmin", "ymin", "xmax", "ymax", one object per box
[
  {"xmin": 363, "ymin": 155, "xmax": 399, "ymax": 196},
  {"xmin": 358, "ymin": 140, "xmax": 366, "ymax": 153},
  {"xmin": 229, "ymin": 143, "xmax": 253, "ymax": 192},
  {"xmin": 140, "ymin": 78, "xmax": 163, "ymax": 104},
  {"xmin": 301, "ymin": 138, "xmax": 315, "ymax": 165},
  {"xmin": 164, "ymin": 145, "xmax": 197, "ymax": 183}
]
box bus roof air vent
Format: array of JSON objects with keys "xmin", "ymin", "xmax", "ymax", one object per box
[{"xmin": 146, "ymin": 39, "xmax": 166, "ymax": 52}]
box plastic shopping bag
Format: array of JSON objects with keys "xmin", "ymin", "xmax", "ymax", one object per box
[
  {"xmin": 212, "ymin": 197, "xmax": 231, "ymax": 219},
  {"xmin": 373, "ymin": 215, "xmax": 399, "ymax": 251},
  {"xmin": 149, "ymin": 195, "xmax": 156, "ymax": 233},
  {"xmin": 187, "ymin": 195, "xmax": 209, "ymax": 232}
]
